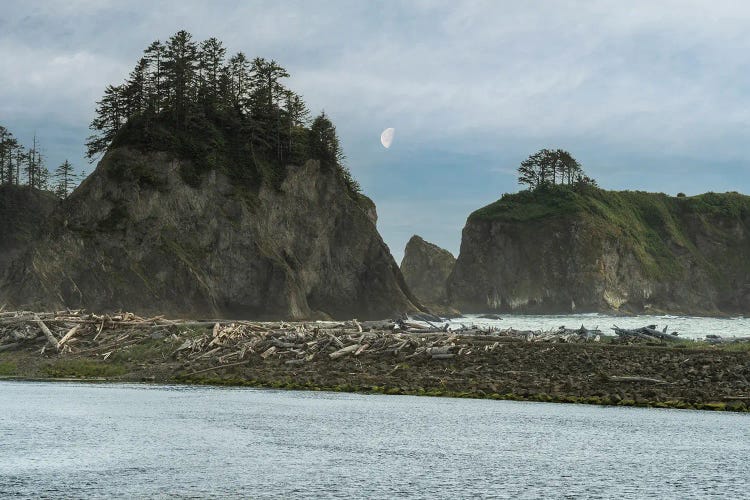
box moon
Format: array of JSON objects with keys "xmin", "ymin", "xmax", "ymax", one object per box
[{"xmin": 380, "ymin": 128, "xmax": 395, "ymax": 148}]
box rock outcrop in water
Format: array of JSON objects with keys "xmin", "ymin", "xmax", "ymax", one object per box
[
  {"xmin": 400, "ymin": 235, "xmax": 455, "ymax": 307},
  {"xmin": 0, "ymin": 148, "xmax": 420, "ymax": 319},
  {"xmin": 448, "ymin": 187, "xmax": 750, "ymax": 315}
]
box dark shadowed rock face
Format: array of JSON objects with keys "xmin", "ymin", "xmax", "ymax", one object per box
[
  {"xmin": 400, "ymin": 235, "xmax": 456, "ymax": 306},
  {"xmin": 448, "ymin": 188, "xmax": 750, "ymax": 315},
  {"xmin": 0, "ymin": 148, "xmax": 419, "ymax": 320},
  {"xmin": 0, "ymin": 185, "xmax": 58, "ymax": 274}
]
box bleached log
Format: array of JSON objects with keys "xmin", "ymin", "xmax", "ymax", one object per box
[
  {"xmin": 57, "ymin": 325, "xmax": 81, "ymax": 349},
  {"xmin": 330, "ymin": 344, "xmax": 359, "ymax": 359},
  {"xmin": 426, "ymin": 346, "xmax": 453, "ymax": 356},
  {"xmin": 34, "ymin": 314, "xmax": 59, "ymax": 351},
  {"xmin": 354, "ymin": 343, "xmax": 369, "ymax": 356},
  {"xmin": 260, "ymin": 346, "xmax": 277, "ymax": 359},
  {"xmin": 430, "ymin": 353, "xmax": 455, "ymax": 360},
  {"xmin": 93, "ymin": 318, "xmax": 105, "ymax": 341},
  {"xmin": 271, "ymin": 340, "xmax": 304, "ymax": 349}
]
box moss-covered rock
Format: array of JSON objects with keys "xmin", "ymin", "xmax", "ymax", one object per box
[{"xmin": 449, "ymin": 186, "xmax": 750, "ymax": 314}]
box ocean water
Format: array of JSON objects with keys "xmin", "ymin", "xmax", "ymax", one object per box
[
  {"xmin": 432, "ymin": 313, "xmax": 750, "ymax": 340},
  {"xmin": 0, "ymin": 381, "xmax": 747, "ymax": 499}
]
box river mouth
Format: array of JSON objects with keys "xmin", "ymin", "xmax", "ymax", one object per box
[{"xmin": 1, "ymin": 380, "xmax": 748, "ymax": 498}]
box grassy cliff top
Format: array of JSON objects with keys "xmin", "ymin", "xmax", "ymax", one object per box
[
  {"xmin": 468, "ymin": 186, "xmax": 750, "ymax": 281},
  {"xmin": 470, "ymin": 186, "xmax": 750, "ymax": 223}
]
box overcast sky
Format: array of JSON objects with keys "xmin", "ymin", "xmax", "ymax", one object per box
[{"xmin": 3, "ymin": 1, "xmax": 750, "ymax": 261}]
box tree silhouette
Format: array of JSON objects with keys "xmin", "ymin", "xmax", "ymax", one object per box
[
  {"xmin": 518, "ymin": 149, "xmax": 590, "ymax": 190},
  {"xmin": 83, "ymin": 30, "xmax": 361, "ymax": 193},
  {"xmin": 0, "ymin": 126, "xmax": 68, "ymax": 193},
  {"xmin": 53, "ymin": 160, "xmax": 77, "ymax": 198},
  {"xmin": 163, "ymin": 30, "xmax": 199, "ymax": 127}
]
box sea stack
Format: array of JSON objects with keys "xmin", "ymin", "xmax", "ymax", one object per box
[
  {"xmin": 448, "ymin": 188, "xmax": 750, "ymax": 315},
  {"xmin": 0, "ymin": 148, "xmax": 420, "ymax": 320},
  {"xmin": 400, "ymin": 235, "xmax": 456, "ymax": 310}
]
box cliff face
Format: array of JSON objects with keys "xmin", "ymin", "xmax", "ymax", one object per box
[
  {"xmin": 0, "ymin": 148, "xmax": 419, "ymax": 319},
  {"xmin": 448, "ymin": 188, "xmax": 750, "ymax": 315},
  {"xmin": 400, "ymin": 235, "xmax": 456, "ymax": 306},
  {"xmin": 0, "ymin": 185, "xmax": 58, "ymax": 274}
]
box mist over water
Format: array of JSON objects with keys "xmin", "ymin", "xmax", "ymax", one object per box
[
  {"xmin": 434, "ymin": 313, "xmax": 750, "ymax": 340},
  {"xmin": 1, "ymin": 381, "xmax": 747, "ymax": 499}
]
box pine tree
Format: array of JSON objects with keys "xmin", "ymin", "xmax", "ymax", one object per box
[
  {"xmin": 285, "ymin": 90, "xmax": 310, "ymax": 162},
  {"xmin": 0, "ymin": 126, "xmax": 15, "ymax": 185},
  {"xmin": 517, "ymin": 149, "xmax": 588, "ymax": 190},
  {"xmin": 53, "ymin": 159, "xmax": 76, "ymax": 198},
  {"xmin": 517, "ymin": 150, "xmax": 544, "ymax": 189},
  {"xmin": 198, "ymin": 37, "xmax": 226, "ymax": 103},
  {"xmin": 86, "ymin": 84, "xmax": 125, "ymax": 159},
  {"xmin": 143, "ymin": 40, "xmax": 166, "ymax": 112},
  {"xmin": 228, "ymin": 52, "xmax": 251, "ymax": 108},
  {"xmin": 24, "ymin": 135, "xmax": 42, "ymax": 188},
  {"xmin": 123, "ymin": 57, "xmax": 149, "ymax": 117},
  {"xmin": 163, "ymin": 30, "xmax": 199, "ymax": 127},
  {"xmin": 250, "ymin": 58, "xmax": 290, "ymax": 159},
  {"xmin": 309, "ymin": 112, "xmax": 341, "ymax": 164}
]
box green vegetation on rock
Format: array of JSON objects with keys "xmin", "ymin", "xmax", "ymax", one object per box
[
  {"xmin": 451, "ymin": 162, "xmax": 750, "ymax": 314},
  {"xmin": 86, "ymin": 30, "xmax": 359, "ymax": 196}
]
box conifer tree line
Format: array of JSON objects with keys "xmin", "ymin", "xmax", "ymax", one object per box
[
  {"xmin": 517, "ymin": 148, "xmax": 596, "ymax": 190},
  {"xmin": 0, "ymin": 125, "xmax": 81, "ymax": 198},
  {"xmin": 86, "ymin": 30, "xmax": 359, "ymax": 192}
]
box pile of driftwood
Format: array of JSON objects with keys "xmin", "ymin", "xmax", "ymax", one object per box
[
  {"xmin": 480, "ymin": 325, "xmax": 602, "ymax": 343},
  {"xmin": 6, "ymin": 311, "xmax": 746, "ymax": 369},
  {"xmin": 0, "ymin": 310, "xmax": 202, "ymax": 357},
  {"xmin": 397, "ymin": 318, "xmax": 603, "ymax": 341},
  {"xmin": 612, "ymin": 324, "xmax": 681, "ymax": 342},
  {"xmin": 172, "ymin": 321, "xmax": 606, "ymax": 371},
  {"xmin": 174, "ymin": 320, "xmax": 479, "ymax": 371},
  {"xmin": 0, "ymin": 311, "xmax": 612, "ymax": 365}
]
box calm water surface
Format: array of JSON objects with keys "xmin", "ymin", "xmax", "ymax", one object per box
[{"xmin": 0, "ymin": 381, "xmax": 748, "ymax": 499}]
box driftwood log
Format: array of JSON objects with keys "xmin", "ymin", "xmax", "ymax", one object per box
[
  {"xmin": 612, "ymin": 325, "xmax": 680, "ymax": 342},
  {"xmin": 34, "ymin": 314, "xmax": 59, "ymax": 351}
]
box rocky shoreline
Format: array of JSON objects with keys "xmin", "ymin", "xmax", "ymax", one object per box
[{"xmin": 1, "ymin": 311, "xmax": 749, "ymax": 412}]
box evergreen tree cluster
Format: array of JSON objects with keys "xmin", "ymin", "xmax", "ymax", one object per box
[
  {"xmin": 0, "ymin": 125, "xmax": 81, "ymax": 198},
  {"xmin": 86, "ymin": 30, "xmax": 359, "ymax": 193},
  {"xmin": 517, "ymin": 149, "xmax": 596, "ymax": 190}
]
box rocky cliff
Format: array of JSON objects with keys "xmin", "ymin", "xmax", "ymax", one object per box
[
  {"xmin": 448, "ymin": 187, "xmax": 750, "ymax": 315},
  {"xmin": 0, "ymin": 148, "xmax": 420, "ymax": 319},
  {"xmin": 0, "ymin": 185, "xmax": 58, "ymax": 274},
  {"xmin": 400, "ymin": 235, "xmax": 455, "ymax": 307}
]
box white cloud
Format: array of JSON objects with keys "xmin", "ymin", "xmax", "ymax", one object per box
[
  {"xmin": 0, "ymin": 40, "xmax": 127, "ymax": 126},
  {"xmin": 4, "ymin": 1, "xmax": 750, "ymax": 255}
]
